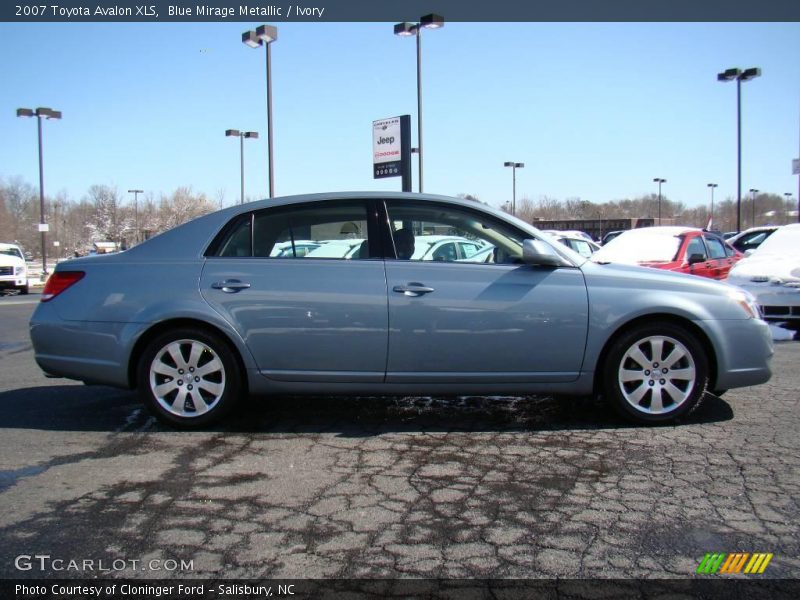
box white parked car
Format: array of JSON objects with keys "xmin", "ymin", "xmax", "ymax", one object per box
[
  {"xmin": 726, "ymin": 224, "xmax": 800, "ymax": 327},
  {"xmin": 305, "ymin": 239, "xmax": 366, "ymax": 259},
  {"xmin": 0, "ymin": 242, "xmax": 29, "ymax": 295},
  {"xmin": 545, "ymin": 232, "xmax": 600, "ymax": 257},
  {"xmin": 269, "ymin": 240, "xmax": 322, "ymax": 258},
  {"xmin": 411, "ymin": 235, "xmax": 487, "ymax": 262},
  {"xmin": 725, "ymin": 225, "xmax": 779, "ymax": 255}
]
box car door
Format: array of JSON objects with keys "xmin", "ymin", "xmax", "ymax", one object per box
[
  {"xmin": 383, "ymin": 200, "xmax": 589, "ymax": 384},
  {"xmin": 200, "ymin": 199, "xmax": 388, "ymax": 383},
  {"xmin": 704, "ymin": 234, "xmax": 733, "ymax": 279},
  {"xmin": 682, "ymin": 234, "xmax": 714, "ymax": 278}
]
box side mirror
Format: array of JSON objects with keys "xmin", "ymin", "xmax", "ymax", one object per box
[
  {"xmin": 688, "ymin": 253, "xmax": 706, "ymax": 265},
  {"xmin": 522, "ymin": 239, "xmax": 565, "ymax": 267}
]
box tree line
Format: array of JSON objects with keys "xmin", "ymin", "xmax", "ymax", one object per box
[
  {"xmin": 1, "ymin": 177, "xmax": 796, "ymax": 258},
  {"xmin": 0, "ymin": 178, "xmax": 220, "ymax": 258},
  {"xmin": 500, "ymin": 193, "xmax": 796, "ymax": 235}
]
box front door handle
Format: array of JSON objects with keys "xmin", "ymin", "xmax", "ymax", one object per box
[
  {"xmin": 211, "ymin": 279, "xmax": 251, "ymax": 293},
  {"xmin": 393, "ymin": 283, "xmax": 435, "ymax": 297}
]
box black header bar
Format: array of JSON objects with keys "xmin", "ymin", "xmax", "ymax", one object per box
[{"xmin": 3, "ymin": 0, "xmax": 800, "ymax": 23}]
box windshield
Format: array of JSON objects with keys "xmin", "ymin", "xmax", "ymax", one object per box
[
  {"xmin": 592, "ymin": 230, "xmax": 681, "ymax": 264},
  {"xmin": 0, "ymin": 247, "xmax": 24, "ymax": 260}
]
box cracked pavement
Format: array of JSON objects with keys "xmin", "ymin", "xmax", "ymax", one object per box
[{"xmin": 1, "ymin": 299, "xmax": 798, "ymax": 579}]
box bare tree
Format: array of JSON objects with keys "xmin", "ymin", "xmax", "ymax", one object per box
[{"xmin": 0, "ymin": 177, "xmax": 38, "ymax": 253}]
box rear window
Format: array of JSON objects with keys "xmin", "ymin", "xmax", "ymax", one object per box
[{"xmin": 208, "ymin": 201, "xmax": 371, "ymax": 259}]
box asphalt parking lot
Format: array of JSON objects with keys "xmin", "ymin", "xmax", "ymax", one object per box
[{"xmin": 1, "ymin": 294, "xmax": 798, "ymax": 580}]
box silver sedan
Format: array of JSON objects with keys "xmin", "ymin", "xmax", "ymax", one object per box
[{"xmin": 30, "ymin": 192, "xmax": 773, "ymax": 428}]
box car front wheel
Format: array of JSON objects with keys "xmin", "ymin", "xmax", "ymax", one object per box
[
  {"xmin": 137, "ymin": 328, "xmax": 242, "ymax": 429},
  {"xmin": 603, "ymin": 322, "xmax": 709, "ymax": 424}
]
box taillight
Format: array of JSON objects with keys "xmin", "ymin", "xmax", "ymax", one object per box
[{"xmin": 41, "ymin": 271, "xmax": 85, "ymax": 302}]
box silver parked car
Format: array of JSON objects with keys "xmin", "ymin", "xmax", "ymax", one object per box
[{"xmin": 30, "ymin": 192, "xmax": 773, "ymax": 428}]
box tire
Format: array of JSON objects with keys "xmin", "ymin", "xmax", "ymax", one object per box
[
  {"xmin": 603, "ymin": 322, "xmax": 709, "ymax": 424},
  {"xmin": 137, "ymin": 327, "xmax": 242, "ymax": 429},
  {"xmin": 20, "ymin": 284, "xmax": 29, "ymax": 295}
]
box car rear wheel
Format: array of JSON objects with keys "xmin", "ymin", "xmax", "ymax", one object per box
[
  {"xmin": 603, "ymin": 322, "xmax": 709, "ymax": 424},
  {"xmin": 137, "ymin": 328, "xmax": 242, "ymax": 429}
]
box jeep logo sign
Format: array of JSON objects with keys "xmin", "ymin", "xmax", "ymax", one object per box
[{"xmin": 373, "ymin": 117, "xmax": 403, "ymax": 179}]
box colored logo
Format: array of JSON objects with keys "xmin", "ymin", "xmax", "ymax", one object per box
[{"xmin": 697, "ymin": 553, "xmax": 773, "ymax": 574}]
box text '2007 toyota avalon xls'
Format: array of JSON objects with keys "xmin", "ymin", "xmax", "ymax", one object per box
[{"xmin": 30, "ymin": 192, "xmax": 773, "ymax": 428}]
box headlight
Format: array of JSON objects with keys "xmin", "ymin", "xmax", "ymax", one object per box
[
  {"xmin": 15, "ymin": 265, "xmax": 25, "ymax": 276},
  {"xmin": 728, "ymin": 289, "xmax": 761, "ymax": 319}
]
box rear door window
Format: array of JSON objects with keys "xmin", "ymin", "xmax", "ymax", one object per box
[
  {"xmin": 209, "ymin": 201, "xmax": 373, "ymax": 260},
  {"xmin": 704, "ymin": 235, "xmax": 727, "ymax": 259}
]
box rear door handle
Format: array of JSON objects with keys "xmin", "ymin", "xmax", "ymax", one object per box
[
  {"xmin": 211, "ymin": 279, "xmax": 251, "ymax": 293},
  {"xmin": 393, "ymin": 283, "xmax": 435, "ymax": 297}
]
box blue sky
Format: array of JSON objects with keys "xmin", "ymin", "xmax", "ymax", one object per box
[{"xmin": 1, "ymin": 22, "xmax": 799, "ymax": 210}]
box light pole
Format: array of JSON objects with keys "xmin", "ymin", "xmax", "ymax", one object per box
[
  {"xmin": 128, "ymin": 189, "xmax": 143, "ymax": 244},
  {"xmin": 504, "ymin": 162, "xmax": 524, "ymax": 215},
  {"xmin": 225, "ymin": 129, "xmax": 259, "ymax": 204},
  {"xmin": 717, "ymin": 67, "xmax": 761, "ymax": 234},
  {"xmin": 16, "ymin": 107, "xmax": 61, "ymax": 276},
  {"xmin": 707, "ymin": 183, "xmax": 718, "ymax": 226},
  {"xmin": 242, "ymin": 24, "xmax": 277, "ymax": 198},
  {"xmin": 653, "ymin": 178, "xmax": 667, "ymax": 225},
  {"xmin": 749, "ymin": 188, "xmax": 759, "ymax": 228},
  {"xmin": 394, "ymin": 13, "xmax": 444, "ymax": 193}
]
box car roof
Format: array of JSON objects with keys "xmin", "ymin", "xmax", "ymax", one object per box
[
  {"xmin": 616, "ymin": 226, "xmax": 701, "ymax": 238},
  {"xmin": 414, "ymin": 235, "xmax": 472, "ymax": 243},
  {"xmin": 549, "ymin": 232, "xmax": 593, "ymax": 241},
  {"xmin": 107, "ymin": 192, "xmax": 574, "ymax": 264}
]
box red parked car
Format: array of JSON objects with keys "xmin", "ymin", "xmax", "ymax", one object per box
[{"xmin": 590, "ymin": 226, "xmax": 742, "ymax": 280}]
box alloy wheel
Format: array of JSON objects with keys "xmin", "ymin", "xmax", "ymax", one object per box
[
  {"xmin": 617, "ymin": 335, "xmax": 697, "ymax": 415},
  {"xmin": 148, "ymin": 339, "xmax": 226, "ymax": 418}
]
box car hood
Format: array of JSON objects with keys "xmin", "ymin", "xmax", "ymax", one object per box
[
  {"xmin": 728, "ymin": 253, "xmax": 800, "ymax": 281},
  {"xmin": 0, "ymin": 254, "xmax": 25, "ymax": 267}
]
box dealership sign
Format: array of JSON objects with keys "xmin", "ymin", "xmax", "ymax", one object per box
[
  {"xmin": 373, "ymin": 115, "xmax": 411, "ymax": 190},
  {"xmin": 373, "ymin": 117, "xmax": 401, "ymax": 177}
]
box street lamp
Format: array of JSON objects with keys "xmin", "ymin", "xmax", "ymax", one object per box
[
  {"xmin": 394, "ymin": 13, "xmax": 444, "ymax": 193},
  {"xmin": 128, "ymin": 189, "xmax": 143, "ymax": 244},
  {"xmin": 504, "ymin": 162, "xmax": 524, "ymax": 215},
  {"xmin": 717, "ymin": 66, "xmax": 761, "ymax": 233},
  {"xmin": 707, "ymin": 183, "xmax": 718, "ymax": 226},
  {"xmin": 16, "ymin": 107, "xmax": 62, "ymax": 276},
  {"xmin": 653, "ymin": 178, "xmax": 667, "ymax": 225},
  {"xmin": 242, "ymin": 24, "xmax": 277, "ymax": 198},
  {"xmin": 225, "ymin": 129, "xmax": 259, "ymax": 204},
  {"xmin": 749, "ymin": 188, "xmax": 759, "ymax": 228}
]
